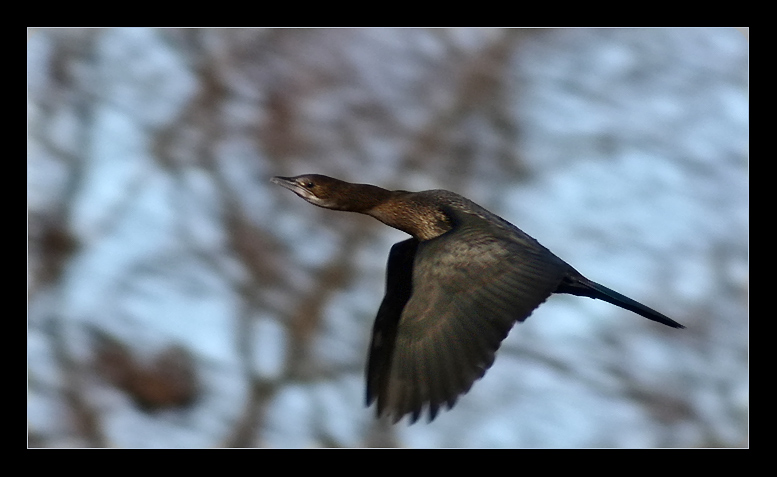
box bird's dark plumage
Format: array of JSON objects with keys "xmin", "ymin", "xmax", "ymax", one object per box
[{"xmin": 271, "ymin": 174, "xmax": 684, "ymax": 424}]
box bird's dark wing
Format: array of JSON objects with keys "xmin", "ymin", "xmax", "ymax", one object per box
[
  {"xmin": 366, "ymin": 212, "xmax": 571, "ymax": 423},
  {"xmin": 365, "ymin": 238, "xmax": 418, "ymax": 419}
]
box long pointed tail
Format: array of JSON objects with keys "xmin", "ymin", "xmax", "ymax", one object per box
[{"xmin": 556, "ymin": 274, "xmax": 685, "ymax": 329}]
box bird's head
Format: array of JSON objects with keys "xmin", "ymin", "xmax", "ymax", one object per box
[{"xmin": 271, "ymin": 174, "xmax": 373, "ymax": 211}]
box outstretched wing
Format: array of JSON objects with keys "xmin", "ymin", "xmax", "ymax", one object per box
[{"xmin": 366, "ymin": 212, "xmax": 571, "ymax": 423}]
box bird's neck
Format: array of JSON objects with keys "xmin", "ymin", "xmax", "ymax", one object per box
[{"xmin": 365, "ymin": 192, "xmax": 453, "ymax": 241}]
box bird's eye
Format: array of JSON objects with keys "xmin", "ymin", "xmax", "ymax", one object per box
[{"xmin": 300, "ymin": 180, "xmax": 314, "ymax": 188}]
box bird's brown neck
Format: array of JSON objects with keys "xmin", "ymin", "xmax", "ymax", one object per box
[{"xmin": 365, "ymin": 192, "xmax": 453, "ymax": 241}]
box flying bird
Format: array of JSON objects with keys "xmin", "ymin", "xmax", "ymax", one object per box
[{"xmin": 271, "ymin": 174, "xmax": 684, "ymax": 423}]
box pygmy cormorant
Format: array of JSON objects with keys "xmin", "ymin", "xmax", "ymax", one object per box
[{"xmin": 271, "ymin": 174, "xmax": 684, "ymax": 424}]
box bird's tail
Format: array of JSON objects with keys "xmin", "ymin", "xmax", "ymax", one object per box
[{"xmin": 556, "ymin": 274, "xmax": 685, "ymax": 329}]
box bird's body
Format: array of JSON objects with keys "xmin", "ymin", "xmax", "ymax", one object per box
[{"xmin": 271, "ymin": 174, "xmax": 684, "ymax": 423}]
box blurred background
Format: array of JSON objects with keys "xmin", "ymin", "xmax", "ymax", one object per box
[{"xmin": 27, "ymin": 28, "xmax": 748, "ymax": 448}]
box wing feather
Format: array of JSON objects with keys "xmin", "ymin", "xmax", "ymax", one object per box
[{"xmin": 367, "ymin": 210, "xmax": 571, "ymax": 422}]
